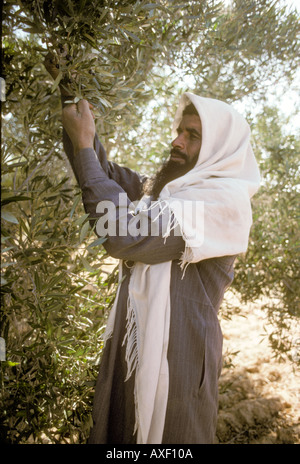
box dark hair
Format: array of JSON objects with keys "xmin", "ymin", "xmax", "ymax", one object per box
[{"xmin": 182, "ymin": 103, "xmax": 199, "ymax": 117}]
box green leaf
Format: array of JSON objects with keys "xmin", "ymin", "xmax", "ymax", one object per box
[
  {"xmin": 87, "ymin": 236, "xmax": 107, "ymax": 248},
  {"xmin": 34, "ymin": 271, "xmax": 41, "ymax": 292},
  {"xmin": 73, "ymin": 213, "xmax": 90, "ymax": 227},
  {"xmin": 96, "ymin": 68, "xmax": 115, "ymax": 78},
  {"xmin": 80, "ymin": 256, "xmax": 96, "ymax": 273},
  {"xmin": 98, "ymin": 96, "xmax": 112, "ymax": 108},
  {"xmin": 4, "ymin": 361, "xmax": 20, "ymax": 367},
  {"xmin": 49, "ymin": 273, "xmax": 65, "ymax": 287},
  {"xmin": 1, "ymin": 210, "xmax": 19, "ymax": 224},
  {"xmin": 82, "ymin": 33, "xmax": 97, "ymax": 47},
  {"xmin": 1, "ymin": 262, "xmax": 15, "ymax": 268},
  {"xmin": 51, "ymin": 71, "xmax": 63, "ymax": 93},
  {"xmin": 70, "ymin": 195, "xmax": 82, "ymax": 218},
  {"xmin": 80, "ymin": 221, "xmax": 90, "ymax": 243},
  {"xmin": 1, "ymin": 195, "xmax": 32, "ymax": 206},
  {"xmin": 22, "ymin": 26, "xmax": 43, "ymax": 34}
]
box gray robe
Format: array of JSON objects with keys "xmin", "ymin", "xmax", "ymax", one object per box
[{"xmin": 63, "ymin": 130, "xmax": 236, "ymax": 444}]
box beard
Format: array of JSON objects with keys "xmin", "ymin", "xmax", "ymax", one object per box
[{"xmin": 145, "ymin": 148, "xmax": 198, "ymax": 200}]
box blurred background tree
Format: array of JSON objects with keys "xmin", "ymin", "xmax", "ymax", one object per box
[{"xmin": 1, "ymin": 0, "xmax": 299, "ymax": 444}]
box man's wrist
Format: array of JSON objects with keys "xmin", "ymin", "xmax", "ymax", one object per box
[{"xmin": 74, "ymin": 141, "xmax": 94, "ymax": 155}]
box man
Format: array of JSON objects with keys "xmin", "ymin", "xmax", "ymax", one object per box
[{"xmin": 45, "ymin": 57, "xmax": 260, "ymax": 443}]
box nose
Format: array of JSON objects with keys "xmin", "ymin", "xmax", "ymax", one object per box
[{"xmin": 172, "ymin": 133, "xmax": 185, "ymax": 150}]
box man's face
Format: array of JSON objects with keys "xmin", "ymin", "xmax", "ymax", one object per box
[
  {"xmin": 146, "ymin": 113, "xmax": 202, "ymax": 199},
  {"xmin": 170, "ymin": 114, "xmax": 202, "ymax": 166}
]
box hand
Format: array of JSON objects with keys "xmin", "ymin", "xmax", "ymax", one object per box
[{"xmin": 62, "ymin": 99, "xmax": 95, "ymax": 154}]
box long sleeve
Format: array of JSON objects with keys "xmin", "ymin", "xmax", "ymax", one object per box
[
  {"xmin": 63, "ymin": 129, "xmax": 145, "ymax": 202},
  {"xmin": 73, "ymin": 148, "xmax": 185, "ymax": 265}
]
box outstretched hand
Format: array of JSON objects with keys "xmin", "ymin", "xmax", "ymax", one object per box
[{"xmin": 62, "ymin": 99, "xmax": 95, "ymax": 155}]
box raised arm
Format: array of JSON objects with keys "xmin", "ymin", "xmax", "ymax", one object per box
[
  {"xmin": 44, "ymin": 52, "xmax": 145, "ymax": 201},
  {"xmin": 62, "ymin": 100, "xmax": 185, "ymax": 265},
  {"xmin": 62, "ymin": 112, "xmax": 145, "ymax": 202}
]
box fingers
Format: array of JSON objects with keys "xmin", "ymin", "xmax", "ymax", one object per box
[
  {"xmin": 77, "ymin": 99, "xmax": 91, "ymax": 113},
  {"xmin": 62, "ymin": 104, "xmax": 76, "ymax": 127},
  {"xmin": 63, "ymin": 99, "xmax": 87, "ymax": 113},
  {"xmin": 62, "ymin": 98, "xmax": 95, "ymax": 152},
  {"xmin": 88, "ymin": 102, "xmax": 95, "ymax": 118},
  {"xmin": 76, "ymin": 99, "xmax": 95, "ymax": 119},
  {"xmin": 62, "ymin": 99, "xmax": 94, "ymax": 122}
]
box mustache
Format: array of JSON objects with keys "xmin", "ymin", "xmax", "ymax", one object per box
[{"xmin": 170, "ymin": 148, "xmax": 188, "ymax": 161}]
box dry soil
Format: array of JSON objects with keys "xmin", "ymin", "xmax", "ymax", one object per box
[{"xmin": 216, "ymin": 292, "xmax": 299, "ymax": 444}]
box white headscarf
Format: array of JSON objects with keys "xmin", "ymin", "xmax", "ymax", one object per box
[{"xmin": 104, "ymin": 93, "xmax": 260, "ymax": 444}]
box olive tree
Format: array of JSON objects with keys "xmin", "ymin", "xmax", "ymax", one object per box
[{"xmin": 1, "ymin": 0, "xmax": 299, "ymax": 443}]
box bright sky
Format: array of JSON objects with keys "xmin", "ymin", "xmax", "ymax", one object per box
[{"xmin": 285, "ymin": 0, "xmax": 300, "ymax": 10}]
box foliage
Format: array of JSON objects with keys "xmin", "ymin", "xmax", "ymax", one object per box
[
  {"xmin": 1, "ymin": 119, "xmax": 117, "ymax": 443},
  {"xmin": 181, "ymin": 0, "xmax": 300, "ymax": 101},
  {"xmin": 232, "ymin": 106, "xmax": 300, "ymax": 361},
  {"xmin": 1, "ymin": 0, "xmax": 299, "ymax": 444}
]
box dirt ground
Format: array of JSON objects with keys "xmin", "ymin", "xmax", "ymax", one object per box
[{"xmin": 216, "ymin": 292, "xmax": 300, "ymax": 444}]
